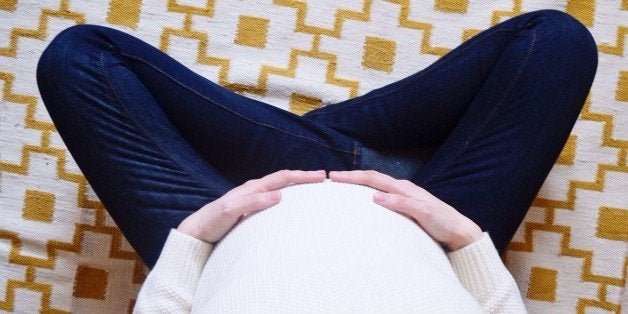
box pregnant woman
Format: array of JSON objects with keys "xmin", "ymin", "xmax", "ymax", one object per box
[{"xmin": 36, "ymin": 8, "xmax": 597, "ymax": 313}]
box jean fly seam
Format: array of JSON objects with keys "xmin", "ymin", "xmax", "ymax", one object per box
[
  {"xmin": 305, "ymin": 27, "xmax": 514, "ymax": 117},
  {"xmin": 97, "ymin": 48, "xmax": 211, "ymax": 186},
  {"xmin": 116, "ymin": 51, "xmax": 355, "ymax": 155},
  {"xmin": 422, "ymin": 22, "xmax": 538, "ymax": 185}
]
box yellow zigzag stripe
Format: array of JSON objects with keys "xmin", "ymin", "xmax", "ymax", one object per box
[
  {"xmin": 489, "ymin": 0, "xmax": 522, "ymax": 24},
  {"xmin": 273, "ymin": 0, "xmax": 371, "ymax": 38},
  {"xmin": 598, "ymin": 26, "xmax": 627, "ymax": 56},
  {"xmin": 385, "ymin": 0, "xmax": 451, "ymax": 56},
  {"xmin": 0, "ymin": 278, "xmax": 65, "ymax": 313},
  {"xmin": 159, "ymin": 0, "xmax": 362, "ymax": 99},
  {"xmin": 387, "ymin": 0, "xmax": 523, "ymax": 55},
  {"xmin": 0, "ymin": 0, "xmax": 84, "ymax": 57}
]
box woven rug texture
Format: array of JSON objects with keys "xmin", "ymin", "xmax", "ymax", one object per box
[{"xmin": 0, "ymin": 0, "xmax": 626, "ymax": 312}]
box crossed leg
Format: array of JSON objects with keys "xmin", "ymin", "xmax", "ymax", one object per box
[{"xmin": 36, "ymin": 9, "xmax": 596, "ymax": 268}]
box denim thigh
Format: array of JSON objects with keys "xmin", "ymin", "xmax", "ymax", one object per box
[{"xmin": 36, "ymin": 24, "xmax": 362, "ymax": 268}]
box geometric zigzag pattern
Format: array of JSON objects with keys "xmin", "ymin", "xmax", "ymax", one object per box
[{"xmin": 0, "ymin": 0, "xmax": 626, "ymax": 312}]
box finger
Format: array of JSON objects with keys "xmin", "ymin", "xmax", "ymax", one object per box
[
  {"xmin": 373, "ymin": 192, "xmax": 434, "ymax": 226},
  {"xmin": 222, "ymin": 170, "xmax": 322, "ymax": 199},
  {"xmin": 329, "ymin": 170, "xmax": 418, "ymax": 197},
  {"xmin": 219, "ymin": 190, "xmax": 282, "ymax": 219},
  {"xmin": 254, "ymin": 169, "xmax": 326, "ymax": 192}
]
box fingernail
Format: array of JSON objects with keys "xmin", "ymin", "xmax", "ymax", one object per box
[{"xmin": 374, "ymin": 192, "xmax": 386, "ymax": 202}]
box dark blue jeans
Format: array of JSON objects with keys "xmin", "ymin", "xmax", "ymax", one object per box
[{"xmin": 36, "ymin": 9, "xmax": 597, "ymax": 269}]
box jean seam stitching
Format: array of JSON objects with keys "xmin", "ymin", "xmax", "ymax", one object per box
[
  {"xmin": 97, "ymin": 49, "xmax": 209, "ymax": 184},
  {"xmin": 117, "ymin": 51, "xmax": 355, "ymax": 155},
  {"xmin": 423, "ymin": 23, "xmax": 538, "ymax": 185},
  {"xmin": 306, "ymin": 27, "xmax": 514, "ymax": 116}
]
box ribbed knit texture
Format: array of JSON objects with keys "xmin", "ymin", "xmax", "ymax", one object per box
[{"xmin": 133, "ymin": 179, "xmax": 527, "ymax": 313}]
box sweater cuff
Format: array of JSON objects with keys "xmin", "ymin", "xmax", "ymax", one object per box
[
  {"xmin": 151, "ymin": 229, "xmax": 214, "ymax": 284},
  {"xmin": 446, "ymin": 232, "xmax": 509, "ymax": 293}
]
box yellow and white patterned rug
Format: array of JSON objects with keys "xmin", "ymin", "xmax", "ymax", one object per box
[{"xmin": 1, "ymin": 0, "xmax": 626, "ymax": 312}]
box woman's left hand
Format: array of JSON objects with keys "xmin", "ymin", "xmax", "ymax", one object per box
[{"xmin": 329, "ymin": 170, "xmax": 483, "ymax": 251}]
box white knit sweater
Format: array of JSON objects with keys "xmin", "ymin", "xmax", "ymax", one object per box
[{"xmin": 133, "ymin": 179, "xmax": 527, "ymax": 313}]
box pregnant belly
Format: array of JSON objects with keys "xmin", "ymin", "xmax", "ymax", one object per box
[
  {"xmin": 205, "ymin": 179, "xmax": 456, "ymax": 277},
  {"xmin": 193, "ymin": 180, "xmax": 483, "ymax": 312}
]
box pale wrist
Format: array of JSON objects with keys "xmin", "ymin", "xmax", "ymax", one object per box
[
  {"xmin": 447, "ymin": 222, "xmax": 484, "ymax": 251},
  {"xmin": 177, "ymin": 215, "xmax": 204, "ymax": 242}
]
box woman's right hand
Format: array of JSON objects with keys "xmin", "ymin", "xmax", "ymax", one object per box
[{"xmin": 176, "ymin": 169, "xmax": 326, "ymax": 243}]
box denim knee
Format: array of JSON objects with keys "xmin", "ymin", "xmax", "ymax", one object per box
[
  {"xmin": 36, "ymin": 24, "xmax": 115, "ymax": 115},
  {"xmin": 529, "ymin": 9, "xmax": 598, "ymax": 72},
  {"xmin": 512, "ymin": 9, "xmax": 598, "ymax": 114},
  {"xmin": 36, "ymin": 24, "xmax": 111, "ymax": 84}
]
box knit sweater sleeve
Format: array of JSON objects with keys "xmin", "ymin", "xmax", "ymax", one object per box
[
  {"xmin": 133, "ymin": 228, "xmax": 213, "ymax": 313},
  {"xmin": 446, "ymin": 232, "xmax": 527, "ymax": 313}
]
